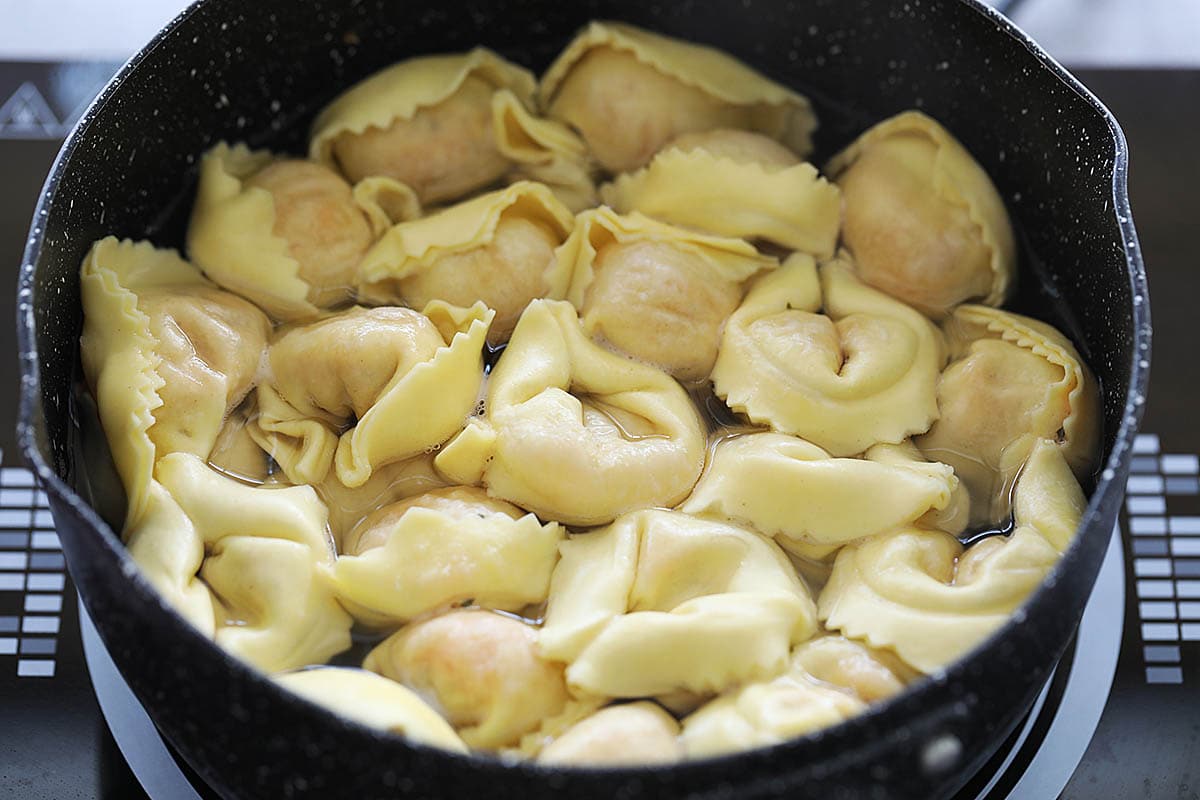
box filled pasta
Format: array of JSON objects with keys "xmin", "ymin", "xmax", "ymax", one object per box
[
  {"xmin": 681, "ymin": 431, "xmax": 961, "ymax": 558},
  {"xmin": 80, "ymin": 237, "xmax": 271, "ymax": 474},
  {"xmin": 77, "ymin": 24, "xmax": 1106, "ymax": 768},
  {"xmin": 667, "ymin": 128, "xmax": 804, "ymax": 167},
  {"xmin": 315, "ymin": 453, "xmax": 446, "ymax": 552},
  {"xmin": 310, "ymin": 48, "xmax": 593, "ymax": 208},
  {"xmin": 541, "ymin": 21, "xmax": 816, "ymax": 172},
  {"xmin": 559, "ymin": 207, "xmax": 776, "ymax": 381},
  {"xmin": 538, "ymin": 509, "xmax": 817, "ymax": 698},
  {"xmin": 364, "ymin": 609, "xmax": 569, "ymax": 749},
  {"xmin": 916, "ymin": 305, "xmax": 1100, "ymax": 525},
  {"xmin": 274, "ymin": 668, "xmax": 468, "ymax": 753},
  {"xmin": 434, "ymin": 300, "xmax": 707, "ymax": 525},
  {"xmin": 600, "ymin": 139, "xmax": 841, "ymax": 257},
  {"xmin": 537, "ymin": 702, "xmax": 683, "ymax": 766},
  {"xmin": 818, "ymin": 439, "xmax": 1087, "ymax": 672},
  {"xmin": 790, "ymin": 635, "xmax": 918, "ymax": 702},
  {"xmin": 680, "ymin": 669, "xmax": 865, "ymax": 758},
  {"xmin": 79, "ymin": 238, "xmax": 266, "ymax": 634},
  {"xmin": 357, "ymin": 181, "xmax": 575, "ymax": 343},
  {"xmin": 187, "ymin": 142, "xmax": 414, "ymax": 320},
  {"xmin": 826, "ymin": 110, "xmax": 1017, "ymax": 318},
  {"xmin": 679, "ymin": 634, "xmax": 912, "ymax": 758},
  {"xmin": 252, "ymin": 302, "xmax": 492, "ymax": 487},
  {"xmin": 156, "ymin": 452, "xmax": 351, "ymax": 672},
  {"xmin": 329, "ymin": 487, "xmax": 563, "ymax": 626},
  {"xmin": 712, "ymin": 252, "xmax": 945, "ymax": 456}
]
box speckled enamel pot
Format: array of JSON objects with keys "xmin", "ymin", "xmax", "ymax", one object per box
[{"xmin": 16, "ymin": 1, "xmax": 1149, "ymax": 798}]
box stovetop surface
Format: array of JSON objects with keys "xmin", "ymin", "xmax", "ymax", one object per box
[{"xmin": 0, "ymin": 64, "xmax": 1197, "ymax": 800}]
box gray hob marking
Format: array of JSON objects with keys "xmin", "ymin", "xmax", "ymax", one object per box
[
  {"xmin": 0, "ymin": 462, "xmax": 66, "ymax": 678},
  {"xmin": 0, "ymin": 82, "xmax": 62, "ymax": 139},
  {"xmin": 1128, "ymin": 432, "xmax": 1200, "ymax": 684}
]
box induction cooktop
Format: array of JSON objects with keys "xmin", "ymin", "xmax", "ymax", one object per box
[{"xmin": 1, "ymin": 62, "xmax": 1196, "ymax": 800}]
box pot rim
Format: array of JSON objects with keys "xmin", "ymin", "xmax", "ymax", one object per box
[{"xmin": 14, "ymin": 0, "xmax": 1151, "ymax": 785}]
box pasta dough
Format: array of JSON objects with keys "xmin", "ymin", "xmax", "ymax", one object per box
[
  {"xmin": 329, "ymin": 487, "xmax": 563, "ymax": 625},
  {"xmin": 678, "ymin": 635, "xmax": 912, "ymax": 758},
  {"xmin": 827, "ymin": 111, "xmax": 1016, "ymax": 318},
  {"xmin": 600, "ymin": 143, "xmax": 841, "ymax": 257},
  {"xmin": 681, "ymin": 432, "xmax": 961, "ymax": 557},
  {"xmin": 252, "ymin": 302, "xmax": 492, "ymax": 487},
  {"xmin": 790, "ymin": 635, "xmax": 917, "ymax": 702},
  {"xmin": 666, "ymin": 128, "xmax": 802, "ymax": 167},
  {"xmin": 712, "ymin": 252, "xmax": 945, "ymax": 455},
  {"xmin": 357, "ymin": 181, "xmax": 575, "ymax": 343},
  {"xmin": 681, "ymin": 670, "xmax": 865, "ymax": 758},
  {"xmin": 77, "ymin": 27, "xmax": 1105, "ymax": 767},
  {"xmin": 315, "ymin": 453, "xmax": 445, "ymax": 552},
  {"xmin": 79, "ymin": 237, "xmax": 270, "ymax": 486},
  {"xmin": 541, "ymin": 21, "xmax": 816, "ymax": 172},
  {"xmin": 364, "ymin": 609, "xmax": 569, "ymax": 749},
  {"xmin": 537, "ymin": 702, "xmax": 682, "ymax": 766},
  {"xmin": 917, "ymin": 305, "xmax": 1100, "ymax": 525},
  {"xmin": 561, "ymin": 207, "xmax": 777, "ymax": 381},
  {"xmin": 187, "ymin": 142, "xmax": 413, "ymax": 320},
  {"xmin": 434, "ymin": 299, "xmax": 707, "ymax": 525},
  {"xmin": 818, "ymin": 439, "xmax": 1087, "ymax": 672},
  {"xmin": 310, "ymin": 49, "xmax": 593, "ymax": 208},
  {"xmin": 78, "ymin": 238, "xmax": 263, "ymax": 634},
  {"xmin": 156, "ymin": 452, "xmax": 351, "ymax": 672},
  {"xmin": 538, "ymin": 509, "xmax": 818, "ymax": 698},
  {"xmin": 274, "ymin": 668, "xmax": 468, "ymax": 753},
  {"xmin": 137, "ymin": 287, "xmax": 270, "ymax": 460}
]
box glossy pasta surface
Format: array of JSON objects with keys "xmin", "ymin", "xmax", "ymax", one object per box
[{"xmin": 77, "ymin": 22, "xmax": 1098, "ymax": 768}]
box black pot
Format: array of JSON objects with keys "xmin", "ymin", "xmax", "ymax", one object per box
[{"xmin": 16, "ymin": 1, "xmax": 1150, "ymax": 798}]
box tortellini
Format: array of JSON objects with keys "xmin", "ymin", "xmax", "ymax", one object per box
[
  {"xmin": 818, "ymin": 439, "xmax": 1086, "ymax": 673},
  {"xmin": 790, "ymin": 635, "xmax": 917, "ymax": 703},
  {"xmin": 680, "ymin": 668, "xmax": 865, "ymax": 759},
  {"xmin": 667, "ymin": 128, "xmax": 804, "ymax": 167},
  {"xmin": 558, "ymin": 207, "xmax": 777, "ymax": 381},
  {"xmin": 537, "ymin": 702, "xmax": 683, "ymax": 766},
  {"xmin": 79, "ymin": 238, "xmax": 264, "ymax": 634},
  {"xmin": 826, "ymin": 111, "xmax": 1017, "ymax": 318},
  {"xmin": 539, "ymin": 510, "xmax": 817, "ymax": 698},
  {"xmin": 435, "ymin": 299, "xmax": 706, "ymax": 525},
  {"xmin": 916, "ymin": 305, "xmax": 1101, "ymax": 525},
  {"xmin": 120, "ymin": 482, "xmax": 216, "ymax": 634},
  {"xmin": 274, "ymin": 668, "xmax": 468, "ymax": 753},
  {"xmin": 364, "ymin": 609, "xmax": 569, "ymax": 749},
  {"xmin": 187, "ymin": 142, "xmax": 413, "ymax": 320},
  {"xmin": 541, "ymin": 21, "xmax": 816, "ymax": 173},
  {"xmin": 310, "ymin": 48, "xmax": 594, "ymax": 208},
  {"xmin": 681, "ymin": 432, "xmax": 961, "ymax": 558},
  {"xmin": 78, "ymin": 24, "xmax": 1107, "ymax": 769},
  {"xmin": 601, "ymin": 138, "xmax": 841, "ymax": 257},
  {"xmin": 252, "ymin": 302, "xmax": 492, "ymax": 487},
  {"xmin": 315, "ymin": 453, "xmax": 445, "ymax": 551},
  {"xmin": 80, "ymin": 237, "xmax": 271, "ymax": 477},
  {"xmin": 712, "ymin": 252, "xmax": 945, "ymax": 456},
  {"xmin": 357, "ymin": 182, "xmax": 575, "ymax": 343},
  {"xmin": 329, "ymin": 487, "xmax": 563, "ymax": 625},
  {"xmin": 156, "ymin": 452, "xmax": 351, "ymax": 672},
  {"xmin": 138, "ymin": 287, "xmax": 270, "ymax": 459},
  {"xmin": 678, "ymin": 635, "xmax": 914, "ymax": 758}
]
